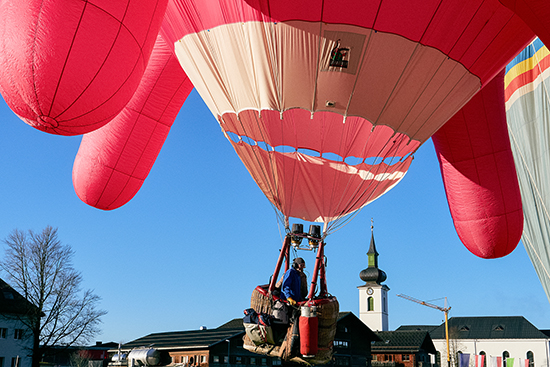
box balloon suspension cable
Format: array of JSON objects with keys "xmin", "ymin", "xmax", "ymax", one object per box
[
  {"xmin": 323, "ymin": 206, "xmax": 364, "ymax": 236},
  {"xmin": 275, "ymin": 213, "xmax": 291, "ymax": 244}
]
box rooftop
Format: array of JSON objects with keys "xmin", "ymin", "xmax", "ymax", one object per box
[
  {"xmin": 401, "ymin": 316, "xmax": 548, "ymax": 340},
  {"xmin": 0, "ymin": 277, "xmax": 39, "ymax": 315}
]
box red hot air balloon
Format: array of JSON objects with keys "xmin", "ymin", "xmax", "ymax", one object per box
[{"xmin": 157, "ymin": 0, "xmax": 533, "ymax": 238}]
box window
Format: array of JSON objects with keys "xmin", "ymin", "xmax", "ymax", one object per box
[
  {"xmin": 480, "ymin": 352, "xmax": 487, "ymax": 367},
  {"xmin": 3, "ymin": 292, "xmax": 14, "ymax": 300},
  {"xmin": 368, "ymin": 297, "xmax": 374, "ymax": 311},
  {"xmin": 526, "ymin": 351, "xmax": 534, "ymax": 367},
  {"xmin": 213, "ymin": 356, "xmax": 219, "ymax": 363},
  {"xmin": 0, "ymin": 357, "xmax": 4, "ymax": 367},
  {"xmin": 503, "ymin": 352, "xmax": 510, "ymax": 367},
  {"xmin": 334, "ymin": 340, "xmax": 348, "ymax": 348},
  {"xmin": 250, "ymin": 358, "xmax": 256, "ymax": 365},
  {"xmin": 223, "ymin": 356, "xmax": 229, "ymax": 364},
  {"xmin": 337, "ymin": 325, "xmax": 349, "ymax": 333},
  {"xmin": 402, "ymin": 355, "xmax": 410, "ymax": 361},
  {"xmin": 272, "ymin": 360, "xmax": 281, "ymax": 366},
  {"xmin": 0, "ymin": 328, "xmax": 6, "ymax": 338},
  {"xmin": 10, "ymin": 359, "xmax": 17, "ymax": 367},
  {"xmin": 261, "ymin": 358, "xmax": 267, "ymax": 366},
  {"xmin": 14, "ymin": 329, "xmax": 24, "ymax": 340},
  {"xmin": 236, "ymin": 357, "xmax": 243, "ymax": 364}
]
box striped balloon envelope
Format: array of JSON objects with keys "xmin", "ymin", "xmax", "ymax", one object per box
[{"xmin": 505, "ymin": 38, "xmax": 550, "ymax": 300}]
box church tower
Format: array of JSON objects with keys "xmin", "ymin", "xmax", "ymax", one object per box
[{"xmin": 358, "ymin": 223, "xmax": 389, "ymax": 331}]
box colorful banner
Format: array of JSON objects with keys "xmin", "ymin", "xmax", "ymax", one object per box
[
  {"xmin": 475, "ymin": 355, "xmax": 486, "ymax": 367},
  {"xmin": 460, "ymin": 354, "xmax": 471, "ymax": 367}
]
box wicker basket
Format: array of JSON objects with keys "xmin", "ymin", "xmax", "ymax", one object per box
[{"xmin": 244, "ymin": 285, "xmax": 339, "ymax": 365}]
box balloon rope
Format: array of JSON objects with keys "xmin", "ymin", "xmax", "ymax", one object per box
[{"xmin": 507, "ymin": 128, "xmax": 550, "ymax": 224}]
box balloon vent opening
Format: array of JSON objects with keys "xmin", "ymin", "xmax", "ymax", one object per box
[{"xmin": 37, "ymin": 115, "xmax": 59, "ymax": 128}]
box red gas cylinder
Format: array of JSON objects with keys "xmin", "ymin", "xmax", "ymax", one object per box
[{"xmin": 299, "ymin": 305, "xmax": 318, "ymax": 357}]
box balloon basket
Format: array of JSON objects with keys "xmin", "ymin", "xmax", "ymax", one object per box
[{"xmin": 244, "ymin": 285, "xmax": 339, "ymax": 365}]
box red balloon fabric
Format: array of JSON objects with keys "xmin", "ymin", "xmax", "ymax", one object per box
[
  {"xmin": 0, "ymin": 0, "xmax": 169, "ymax": 135},
  {"xmin": 432, "ymin": 70, "xmax": 523, "ymax": 259},
  {"xmin": 72, "ymin": 34, "xmax": 193, "ymax": 209},
  {"xmin": 499, "ymin": 0, "xmax": 550, "ymax": 49}
]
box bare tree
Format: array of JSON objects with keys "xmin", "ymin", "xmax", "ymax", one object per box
[
  {"xmin": 0, "ymin": 226, "xmax": 107, "ymax": 367},
  {"xmin": 70, "ymin": 350, "xmax": 92, "ymax": 367},
  {"xmin": 441, "ymin": 327, "xmax": 467, "ymax": 367}
]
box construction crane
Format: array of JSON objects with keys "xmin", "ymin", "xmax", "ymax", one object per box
[{"xmin": 396, "ymin": 294, "xmax": 451, "ymax": 367}]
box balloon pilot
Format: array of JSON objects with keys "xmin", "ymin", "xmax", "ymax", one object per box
[{"xmin": 280, "ymin": 257, "xmax": 308, "ymax": 306}]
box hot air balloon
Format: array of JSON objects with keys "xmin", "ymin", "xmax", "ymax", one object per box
[
  {"xmin": 505, "ymin": 38, "xmax": 550, "ymax": 304},
  {"xmin": 155, "ymin": 0, "xmax": 535, "ymax": 362},
  {"xmin": 157, "ymin": 0, "xmax": 532, "ymax": 246}
]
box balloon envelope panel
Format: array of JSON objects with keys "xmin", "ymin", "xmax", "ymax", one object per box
[
  {"xmin": 0, "ymin": 0, "xmax": 169, "ymax": 135},
  {"xmin": 73, "ymin": 35, "xmax": 193, "ymax": 209},
  {"xmin": 432, "ymin": 70, "xmax": 523, "ymax": 259}
]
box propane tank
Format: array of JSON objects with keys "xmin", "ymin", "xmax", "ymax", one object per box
[
  {"xmin": 127, "ymin": 348, "xmax": 162, "ymax": 366},
  {"xmin": 111, "ymin": 353, "xmax": 128, "ymax": 363},
  {"xmin": 299, "ymin": 305, "xmax": 319, "ymax": 357}
]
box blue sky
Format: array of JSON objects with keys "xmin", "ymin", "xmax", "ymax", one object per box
[{"xmin": 0, "ymin": 89, "xmax": 548, "ymax": 344}]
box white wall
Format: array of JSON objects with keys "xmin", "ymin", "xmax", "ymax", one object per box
[
  {"xmin": 0, "ymin": 316, "xmax": 34, "ymax": 367},
  {"xmin": 432, "ymin": 338, "xmax": 550, "ymax": 367}
]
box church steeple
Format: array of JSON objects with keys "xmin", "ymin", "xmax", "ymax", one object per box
[
  {"xmin": 358, "ymin": 220, "xmax": 389, "ymax": 331},
  {"xmin": 359, "ymin": 222, "xmax": 387, "ymax": 285}
]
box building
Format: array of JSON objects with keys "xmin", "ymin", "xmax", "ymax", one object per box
[
  {"xmin": 41, "ymin": 342, "xmax": 118, "ymax": 367},
  {"xmin": 371, "ymin": 331, "xmax": 437, "ymax": 367},
  {"xmin": 116, "ymin": 311, "xmax": 380, "ymax": 367},
  {"xmin": 398, "ymin": 317, "xmax": 550, "ymax": 367},
  {"xmin": 0, "ymin": 278, "xmax": 38, "ymax": 367},
  {"xmin": 358, "ymin": 224, "xmax": 389, "ymax": 331},
  {"xmin": 332, "ymin": 312, "xmax": 380, "ymax": 367}
]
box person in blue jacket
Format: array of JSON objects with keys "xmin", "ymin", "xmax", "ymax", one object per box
[{"xmin": 281, "ymin": 257, "xmax": 307, "ymax": 306}]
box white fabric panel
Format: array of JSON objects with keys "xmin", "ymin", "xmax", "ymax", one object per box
[{"xmin": 174, "ymin": 20, "xmax": 480, "ymax": 144}]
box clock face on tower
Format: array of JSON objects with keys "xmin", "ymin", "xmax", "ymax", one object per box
[{"xmin": 367, "ymin": 287, "xmax": 373, "ymax": 295}]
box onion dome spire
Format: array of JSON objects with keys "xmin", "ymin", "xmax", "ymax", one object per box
[{"xmin": 359, "ymin": 220, "xmax": 387, "ymax": 284}]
